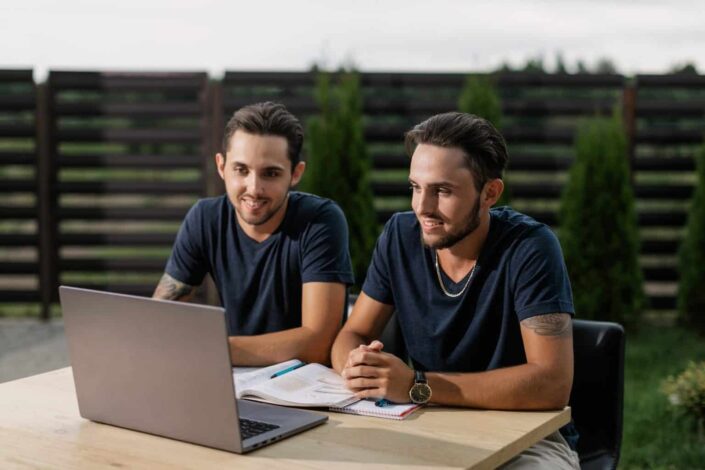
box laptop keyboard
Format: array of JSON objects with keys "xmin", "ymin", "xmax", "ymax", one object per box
[{"xmin": 239, "ymin": 418, "xmax": 280, "ymax": 440}]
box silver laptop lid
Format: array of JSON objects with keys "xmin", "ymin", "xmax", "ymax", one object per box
[{"xmin": 59, "ymin": 286, "xmax": 243, "ymax": 453}]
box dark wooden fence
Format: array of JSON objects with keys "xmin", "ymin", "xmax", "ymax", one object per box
[{"xmin": 1, "ymin": 70, "xmax": 703, "ymax": 319}]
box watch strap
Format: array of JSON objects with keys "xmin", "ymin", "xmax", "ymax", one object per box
[{"xmin": 414, "ymin": 370, "xmax": 427, "ymax": 384}]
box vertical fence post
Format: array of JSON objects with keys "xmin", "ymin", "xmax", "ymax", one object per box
[
  {"xmin": 36, "ymin": 81, "xmax": 58, "ymax": 320},
  {"xmin": 622, "ymin": 79, "xmax": 637, "ymax": 181}
]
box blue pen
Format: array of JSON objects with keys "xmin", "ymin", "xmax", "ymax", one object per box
[
  {"xmin": 270, "ymin": 362, "xmax": 306, "ymax": 379},
  {"xmin": 375, "ymin": 399, "xmax": 390, "ymax": 407}
]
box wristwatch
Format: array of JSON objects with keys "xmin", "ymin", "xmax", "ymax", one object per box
[{"xmin": 409, "ymin": 370, "xmax": 432, "ymax": 404}]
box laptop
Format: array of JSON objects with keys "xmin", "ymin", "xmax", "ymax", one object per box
[{"xmin": 59, "ymin": 285, "xmax": 328, "ymax": 453}]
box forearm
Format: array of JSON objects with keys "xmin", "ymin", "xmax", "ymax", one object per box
[
  {"xmin": 427, "ymin": 362, "xmax": 571, "ymax": 410},
  {"xmin": 331, "ymin": 329, "xmax": 369, "ymax": 373},
  {"xmin": 229, "ymin": 326, "xmax": 334, "ymax": 366}
]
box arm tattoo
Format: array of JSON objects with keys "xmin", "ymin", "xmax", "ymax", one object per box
[
  {"xmin": 153, "ymin": 273, "xmax": 195, "ymax": 301},
  {"xmin": 521, "ymin": 313, "xmax": 572, "ymax": 337}
]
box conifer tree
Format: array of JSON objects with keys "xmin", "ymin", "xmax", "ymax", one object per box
[
  {"xmin": 301, "ymin": 71, "xmax": 378, "ymax": 291},
  {"xmin": 677, "ymin": 141, "xmax": 705, "ymax": 333},
  {"xmin": 559, "ymin": 113, "xmax": 644, "ymax": 328},
  {"xmin": 457, "ymin": 75, "xmax": 509, "ymax": 206}
]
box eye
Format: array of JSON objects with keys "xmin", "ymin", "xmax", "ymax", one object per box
[
  {"xmin": 264, "ymin": 170, "xmax": 281, "ymax": 178},
  {"xmin": 437, "ymin": 187, "xmax": 451, "ymax": 195},
  {"xmin": 234, "ymin": 166, "xmax": 248, "ymax": 175},
  {"xmin": 409, "ymin": 184, "xmax": 420, "ymax": 193}
]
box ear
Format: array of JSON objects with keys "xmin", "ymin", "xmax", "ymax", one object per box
[
  {"xmin": 290, "ymin": 161, "xmax": 306, "ymax": 187},
  {"xmin": 483, "ymin": 179, "xmax": 504, "ymax": 207},
  {"xmin": 215, "ymin": 153, "xmax": 226, "ymax": 180}
]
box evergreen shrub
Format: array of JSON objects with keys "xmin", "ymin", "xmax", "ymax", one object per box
[
  {"xmin": 677, "ymin": 142, "xmax": 705, "ymax": 333},
  {"xmin": 301, "ymin": 71, "xmax": 378, "ymax": 291},
  {"xmin": 457, "ymin": 75, "xmax": 509, "ymax": 206},
  {"xmin": 559, "ymin": 113, "xmax": 644, "ymax": 328}
]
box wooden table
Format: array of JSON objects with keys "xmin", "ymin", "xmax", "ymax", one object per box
[{"xmin": 0, "ymin": 368, "xmax": 570, "ymax": 469}]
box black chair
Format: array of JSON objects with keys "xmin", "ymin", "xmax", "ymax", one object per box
[{"xmin": 570, "ymin": 320, "xmax": 625, "ymax": 470}]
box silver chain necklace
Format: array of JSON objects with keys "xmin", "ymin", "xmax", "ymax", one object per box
[{"xmin": 434, "ymin": 250, "xmax": 476, "ymax": 298}]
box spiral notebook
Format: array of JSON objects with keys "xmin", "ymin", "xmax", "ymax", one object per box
[{"xmin": 330, "ymin": 399, "xmax": 421, "ymax": 420}]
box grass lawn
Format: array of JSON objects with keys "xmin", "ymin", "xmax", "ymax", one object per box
[{"xmin": 621, "ymin": 325, "xmax": 705, "ymax": 469}]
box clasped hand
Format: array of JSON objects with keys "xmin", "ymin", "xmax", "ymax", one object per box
[{"xmin": 341, "ymin": 340, "xmax": 415, "ymax": 403}]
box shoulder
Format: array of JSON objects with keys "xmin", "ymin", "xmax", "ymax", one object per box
[
  {"xmin": 283, "ymin": 192, "xmax": 349, "ymax": 239},
  {"xmin": 490, "ymin": 207, "xmax": 558, "ymax": 249},
  {"xmin": 181, "ymin": 195, "xmax": 227, "ymax": 225}
]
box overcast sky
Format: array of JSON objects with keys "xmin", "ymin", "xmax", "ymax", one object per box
[{"xmin": 2, "ymin": 0, "xmax": 704, "ymax": 80}]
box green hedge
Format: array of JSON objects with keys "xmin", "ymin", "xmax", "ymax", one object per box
[{"xmin": 559, "ymin": 113, "xmax": 644, "ymax": 328}]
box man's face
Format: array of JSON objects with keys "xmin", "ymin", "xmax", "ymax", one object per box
[
  {"xmin": 216, "ymin": 130, "xmax": 304, "ymax": 234},
  {"xmin": 409, "ymin": 144, "xmax": 484, "ymax": 249}
]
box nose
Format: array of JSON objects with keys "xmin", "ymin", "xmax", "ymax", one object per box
[
  {"xmin": 246, "ymin": 172, "xmax": 264, "ymax": 196},
  {"xmin": 413, "ymin": 188, "xmax": 436, "ymax": 216}
]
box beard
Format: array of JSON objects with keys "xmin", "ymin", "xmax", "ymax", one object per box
[
  {"xmin": 235, "ymin": 193, "xmax": 288, "ymax": 227},
  {"xmin": 421, "ymin": 197, "xmax": 481, "ymax": 249}
]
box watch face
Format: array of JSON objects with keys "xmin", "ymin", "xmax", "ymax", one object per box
[{"xmin": 410, "ymin": 383, "xmax": 432, "ymax": 404}]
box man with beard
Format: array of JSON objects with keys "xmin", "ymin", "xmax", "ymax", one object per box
[
  {"xmin": 332, "ymin": 112, "xmax": 579, "ymax": 468},
  {"xmin": 155, "ymin": 102, "xmax": 353, "ymax": 366}
]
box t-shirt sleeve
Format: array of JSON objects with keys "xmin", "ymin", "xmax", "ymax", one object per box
[
  {"xmin": 361, "ymin": 217, "xmax": 394, "ymax": 305},
  {"xmin": 164, "ymin": 202, "xmax": 209, "ymax": 286},
  {"xmin": 510, "ymin": 226, "xmax": 575, "ymax": 321},
  {"xmin": 300, "ymin": 202, "xmax": 355, "ymax": 285}
]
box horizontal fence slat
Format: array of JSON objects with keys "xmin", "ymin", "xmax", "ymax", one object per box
[
  {"xmin": 57, "ymin": 154, "xmax": 201, "ymax": 168},
  {"xmin": 56, "ymin": 128, "xmax": 202, "ymax": 143},
  {"xmin": 0, "ymin": 290, "xmax": 40, "ymax": 302},
  {"xmin": 55, "ymin": 102, "xmax": 202, "ymax": 117},
  {"xmin": 634, "ymin": 156, "xmax": 694, "ymax": 172},
  {"xmin": 56, "ymin": 181, "xmax": 202, "ymax": 194},
  {"xmin": 0, "ymin": 69, "xmax": 33, "ymax": 82},
  {"xmin": 636, "ymin": 100, "xmax": 705, "ymax": 117},
  {"xmin": 49, "ymin": 71, "xmax": 207, "ymax": 90},
  {"xmin": 0, "ymin": 262, "xmax": 39, "ymax": 274},
  {"xmin": 641, "ymin": 239, "xmax": 680, "ymax": 254},
  {"xmin": 643, "ymin": 267, "xmax": 677, "ymax": 281},
  {"xmin": 0, "ymin": 151, "xmax": 36, "ymax": 165},
  {"xmin": 58, "ymin": 207, "xmax": 191, "ymax": 220},
  {"xmin": 648, "ymin": 295, "xmax": 677, "ymax": 310},
  {"xmin": 59, "ymin": 233, "xmax": 176, "ymax": 246},
  {"xmin": 59, "ymin": 258, "xmax": 166, "ymax": 271},
  {"xmin": 0, "ymin": 180, "xmax": 37, "ymax": 192},
  {"xmin": 0, "ymin": 94, "xmax": 36, "ymax": 110},
  {"xmin": 0, "ymin": 123, "xmax": 35, "ymax": 137},
  {"xmin": 0, "ymin": 234, "xmax": 38, "ymax": 246},
  {"xmin": 0, "ymin": 207, "xmax": 37, "ymax": 218},
  {"xmin": 637, "ymin": 74, "xmax": 705, "ymax": 88},
  {"xmin": 636, "ymin": 185, "xmax": 692, "ymax": 199},
  {"xmin": 636, "ymin": 128, "xmax": 705, "ymax": 144}
]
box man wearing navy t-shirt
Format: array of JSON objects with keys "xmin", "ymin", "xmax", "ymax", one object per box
[
  {"xmin": 154, "ymin": 102, "xmax": 353, "ymax": 366},
  {"xmin": 332, "ymin": 112, "xmax": 579, "ymax": 468}
]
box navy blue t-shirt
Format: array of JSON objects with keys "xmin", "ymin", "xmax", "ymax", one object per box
[
  {"xmin": 362, "ymin": 207, "xmax": 574, "ymax": 373},
  {"xmin": 165, "ymin": 192, "xmax": 354, "ymax": 336}
]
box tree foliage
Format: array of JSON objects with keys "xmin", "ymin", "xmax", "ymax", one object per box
[
  {"xmin": 677, "ymin": 142, "xmax": 705, "ymax": 333},
  {"xmin": 301, "ymin": 71, "xmax": 378, "ymax": 291},
  {"xmin": 457, "ymin": 74, "xmax": 509, "ymax": 206},
  {"xmin": 559, "ymin": 113, "xmax": 644, "ymax": 328}
]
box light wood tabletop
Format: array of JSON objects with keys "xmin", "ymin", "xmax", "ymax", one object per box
[{"xmin": 0, "ymin": 367, "xmax": 570, "ymax": 469}]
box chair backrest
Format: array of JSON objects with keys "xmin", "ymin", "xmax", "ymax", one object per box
[{"xmin": 569, "ymin": 319, "xmax": 625, "ymax": 470}]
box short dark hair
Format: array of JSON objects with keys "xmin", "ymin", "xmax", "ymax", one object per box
[
  {"xmin": 222, "ymin": 102, "xmax": 304, "ymax": 168},
  {"xmin": 404, "ymin": 112, "xmax": 508, "ymax": 191}
]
